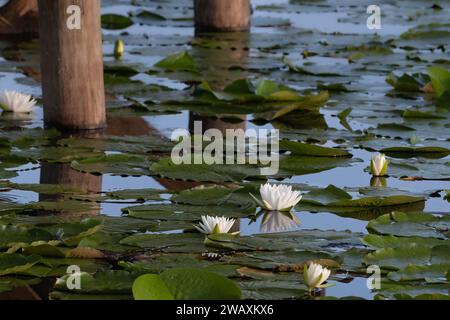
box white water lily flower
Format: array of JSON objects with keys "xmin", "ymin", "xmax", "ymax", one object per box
[
  {"xmin": 304, "ymin": 262, "xmax": 332, "ymax": 290},
  {"xmin": 0, "ymin": 90, "xmax": 36, "ymax": 113},
  {"xmin": 371, "ymin": 153, "xmax": 388, "ymax": 177},
  {"xmin": 251, "ymin": 183, "xmax": 302, "ymax": 212},
  {"xmin": 260, "ymin": 211, "xmax": 300, "ymax": 233},
  {"xmin": 194, "ymin": 215, "xmax": 237, "ymax": 235},
  {"xmin": 202, "ymin": 252, "xmax": 221, "ymax": 259}
]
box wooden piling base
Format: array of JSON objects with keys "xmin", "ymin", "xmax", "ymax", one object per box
[
  {"xmin": 194, "ymin": 0, "xmax": 251, "ymax": 33},
  {"xmin": 0, "ymin": 0, "xmax": 39, "ymax": 34},
  {"xmin": 38, "ymin": 0, "xmax": 106, "ymax": 131}
]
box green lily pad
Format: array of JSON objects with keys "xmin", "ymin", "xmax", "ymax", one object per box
[
  {"xmin": 133, "ymin": 268, "xmax": 242, "ymax": 300},
  {"xmin": 375, "ymin": 281, "xmax": 450, "ymax": 299},
  {"xmin": 302, "ymin": 186, "xmax": 425, "ymax": 212},
  {"xmin": 388, "ymin": 264, "xmax": 450, "ymax": 282},
  {"xmin": 0, "ymin": 253, "xmax": 41, "ymax": 276},
  {"xmin": 363, "ymin": 234, "xmax": 450, "ymax": 249},
  {"xmin": 279, "ymin": 140, "xmax": 351, "ymax": 157},
  {"xmin": 386, "ymin": 72, "xmax": 428, "ymax": 92},
  {"xmin": 0, "ymin": 225, "xmax": 53, "ymax": 249},
  {"xmin": 302, "ymin": 185, "xmax": 352, "ymax": 206},
  {"xmin": 13, "ymin": 147, "xmax": 101, "ymax": 164},
  {"xmin": 427, "ymin": 66, "xmax": 450, "ymax": 97},
  {"xmin": 364, "ymin": 245, "xmax": 432, "ymax": 270},
  {"xmin": 155, "ymin": 52, "xmax": 198, "ymax": 73},
  {"xmin": 71, "ymin": 154, "xmax": 152, "ymax": 176},
  {"xmin": 123, "ymin": 202, "xmax": 251, "ymax": 221},
  {"xmin": 225, "ymin": 250, "xmax": 339, "ymax": 271},
  {"xmin": 171, "ymin": 185, "xmax": 233, "ymax": 205},
  {"xmin": 367, "ymin": 212, "xmax": 450, "ymax": 239},
  {"xmin": 120, "ymin": 233, "xmax": 206, "ymax": 253},
  {"xmin": 36, "ymin": 218, "xmax": 103, "ymax": 246},
  {"xmin": 55, "ymin": 270, "xmax": 137, "ymax": 294},
  {"xmin": 119, "ymin": 253, "xmax": 212, "ymax": 274},
  {"xmin": 101, "ymin": 14, "xmax": 134, "ymax": 30},
  {"xmin": 136, "ymin": 10, "xmax": 166, "ymax": 21},
  {"xmin": 150, "ymin": 157, "xmax": 261, "ymax": 182},
  {"xmin": 106, "ymin": 189, "xmax": 166, "ymax": 201},
  {"xmin": 58, "ymin": 135, "xmax": 174, "ymax": 154},
  {"xmin": 205, "ymin": 229, "xmax": 364, "ymax": 253}
]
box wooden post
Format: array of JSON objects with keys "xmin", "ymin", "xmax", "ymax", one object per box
[
  {"xmin": 38, "ymin": 0, "xmax": 106, "ymax": 130},
  {"xmin": 0, "ymin": 0, "xmax": 38, "ymax": 34},
  {"xmin": 194, "ymin": 0, "xmax": 251, "ymax": 33}
]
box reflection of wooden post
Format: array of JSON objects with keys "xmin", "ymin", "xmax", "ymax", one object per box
[
  {"xmin": 38, "ymin": 0, "xmax": 106, "ymax": 130},
  {"xmin": 40, "ymin": 163, "xmax": 102, "ymax": 197},
  {"xmin": 194, "ymin": 0, "xmax": 251, "ymax": 33},
  {"xmin": 40, "ymin": 162, "xmax": 102, "ymax": 216},
  {"xmin": 189, "ymin": 31, "xmax": 249, "ymax": 134},
  {"xmin": 189, "ymin": 28, "xmax": 248, "ymax": 236},
  {"xmin": 189, "ymin": 114, "xmax": 246, "ymax": 135}
]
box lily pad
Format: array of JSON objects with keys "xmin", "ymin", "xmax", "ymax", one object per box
[
  {"xmin": 101, "ymin": 14, "xmax": 134, "ymax": 30},
  {"xmin": 120, "ymin": 233, "xmax": 206, "ymax": 253},
  {"xmin": 279, "ymin": 140, "xmax": 351, "ymax": 157},
  {"xmin": 133, "ymin": 268, "xmax": 242, "ymax": 300},
  {"xmin": 71, "ymin": 154, "xmax": 152, "ymax": 176},
  {"xmin": 0, "ymin": 253, "xmax": 41, "ymax": 276},
  {"xmin": 367, "ymin": 212, "xmax": 450, "ymax": 239},
  {"xmin": 154, "ymin": 52, "xmax": 199, "ymax": 73}
]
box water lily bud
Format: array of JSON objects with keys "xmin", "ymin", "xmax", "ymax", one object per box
[
  {"xmin": 410, "ymin": 134, "xmax": 419, "ymax": 145},
  {"xmin": 370, "ymin": 153, "xmax": 388, "ymax": 177},
  {"xmin": 114, "ymin": 40, "xmax": 124, "ymax": 60},
  {"xmin": 303, "ymin": 262, "xmax": 331, "ymax": 290}
]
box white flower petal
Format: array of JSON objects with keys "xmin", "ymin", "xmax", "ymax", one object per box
[
  {"xmin": 0, "ymin": 91, "xmax": 36, "ymax": 114},
  {"xmin": 259, "ymin": 183, "xmax": 302, "ymax": 211},
  {"xmin": 195, "ymin": 215, "xmax": 236, "ymax": 235},
  {"xmin": 304, "ymin": 263, "xmax": 331, "ymax": 289}
]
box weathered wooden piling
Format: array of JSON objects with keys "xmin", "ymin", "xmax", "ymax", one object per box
[
  {"xmin": 0, "ymin": 0, "xmax": 38, "ymax": 34},
  {"xmin": 194, "ymin": 0, "xmax": 251, "ymax": 33},
  {"xmin": 38, "ymin": 0, "xmax": 106, "ymax": 130}
]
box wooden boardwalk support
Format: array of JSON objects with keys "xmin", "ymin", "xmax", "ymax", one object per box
[
  {"xmin": 0, "ymin": 0, "xmax": 38, "ymax": 34},
  {"xmin": 194, "ymin": 0, "xmax": 251, "ymax": 33},
  {"xmin": 38, "ymin": 0, "xmax": 106, "ymax": 130}
]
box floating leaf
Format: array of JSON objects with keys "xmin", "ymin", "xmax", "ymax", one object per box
[
  {"xmin": 367, "ymin": 212, "xmax": 450, "ymax": 239},
  {"xmin": 427, "ymin": 66, "xmax": 450, "ymax": 97},
  {"xmin": 0, "ymin": 253, "xmax": 41, "ymax": 276},
  {"xmin": 120, "ymin": 233, "xmax": 205, "ymax": 253},
  {"xmin": 280, "ymin": 140, "xmax": 351, "ymax": 157},
  {"xmin": 71, "ymin": 154, "xmax": 152, "ymax": 176},
  {"xmin": 389, "ymin": 264, "xmax": 450, "ymax": 282},
  {"xmin": 155, "ymin": 52, "xmax": 198, "ymax": 73},
  {"xmin": 133, "ymin": 268, "xmax": 241, "ymax": 300},
  {"xmin": 136, "ymin": 10, "xmax": 166, "ymax": 21},
  {"xmin": 101, "ymin": 14, "xmax": 134, "ymax": 30}
]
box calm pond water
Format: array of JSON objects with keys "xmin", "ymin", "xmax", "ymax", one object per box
[{"xmin": 0, "ymin": 0, "xmax": 449, "ymax": 300}]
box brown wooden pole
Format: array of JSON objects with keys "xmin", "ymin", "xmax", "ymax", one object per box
[
  {"xmin": 0, "ymin": 0, "xmax": 38, "ymax": 34},
  {"xmin": 38, "ymin": 0, "xmax": 106, "ymax": 130},
  {"xmin": 194, "ymin": 0, "xmax": 251, "ymax": 33}
]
